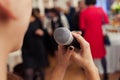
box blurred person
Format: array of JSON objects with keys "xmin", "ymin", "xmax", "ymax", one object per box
[
  {"xmin": 66, "ymin": 1, "xmax": 76, "ymax": 30},
  {"xmin": 50, "ymin": 32, "xmax": 100, "ymax": 80},
  {"xmin": 44, "ymin": 8, "xmax": 52, "ymax": 36},
  {"xmin": 32, "ymin": 8, "xmax": 50, "ymax": 67},
  {"xmin": 43, "ymin": 8, "xmax": 56, "ymax": 56},
  {"xmin": 32, "ymin": 8, "xmax": 46, "ymax": 24},
  {"xmin": 32, "ymin": 8, "xmax": 41, "ymax": 19},
  {"xmin": 79, "ymin": 0, "xmax": 109, "ymax": 80},
  {"xmin": 49, "ymin": 8, "xmax": 69, "ymax": 32},
  {"xmin": 0, "ymin": 0, "xmax": 31, "ymax": 80},
  {"xmin": 77, "ymin": 0, "xmax": 86, "ymax": 12},
  {"xmin": 53, "ymin": 7, "xmax": 70, "ymax": 30},
  {"xmin": 72, "ymin": 0, "xmax": 86, "ymax": 31},
  {"xmin": 45, "ymin": 8, "xmax": 69, "ymax": 56},
  {"xmin": 22, "ymin": 9, "xmax": 47, "ymax": 80}
]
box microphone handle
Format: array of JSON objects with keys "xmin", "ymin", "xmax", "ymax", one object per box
[{"xmin": 64, "ymin": 37, "xmax": 80, "ymax": 50}]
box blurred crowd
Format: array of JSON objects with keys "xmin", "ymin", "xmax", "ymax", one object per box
[{"xmin": 8, "ymin": 0, "xmax": 111, "ymax": 80}]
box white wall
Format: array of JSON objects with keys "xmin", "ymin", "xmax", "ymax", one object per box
[
  {"xmin": 73, "ymin": 0, "xmax": 80, "ymax": 7},
  {"xmin": 44, "ymin": 0, "xmax": 54, "ymax": 8},
  {"xmin": 32, "ymin": 0, "xmax": 45, "ymax": 15},
  {"xmin": 54, "ymin": 0, "xmax": 68, "ymax": 9},
  {"xmin": 32, "ymin": 0, "xmax": 80, "ymax": 14}
]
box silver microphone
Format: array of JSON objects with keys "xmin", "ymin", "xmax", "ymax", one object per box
[{"xmin": 53, "ymin": 27, "xmax": 80, "ymax": 49}]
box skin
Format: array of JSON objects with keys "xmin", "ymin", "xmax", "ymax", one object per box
[
  {"xmin": 66, "ymin": 1, "xmax": 72, "ymax": 7},
  {"xmin": 78, "ymin": 0, "xmax": 86, "ymax": 11},
  {"xmin": 0, "ymin": 1, "xmax": 100, "ymax": 80},
  {"xmin": 0, "ymin": 0, "xmax": 32, "ymax": 80},
  {"xmin": 50, "ymin": 32, "xmax": 100, "ymax": 80}
]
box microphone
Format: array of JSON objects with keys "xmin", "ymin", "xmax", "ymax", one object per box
[{"xmin": 53, "ymin": 27, "xmax": 80, "ymax": 49}]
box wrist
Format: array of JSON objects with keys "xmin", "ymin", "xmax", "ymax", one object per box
[
  {"xmin": 86, "ymin": 65, "xmax": 98, "ymax": 73},
  {"xmin": 85, "ymin": 65, "xmax": 100, "ymax": 80},
  {"xmin": 85, "ymin": 64, "xmax": 99, "ymax": 76},
  {"xmin": 84, "ymin": 61, "xmax": 97, "ymax": 71}
]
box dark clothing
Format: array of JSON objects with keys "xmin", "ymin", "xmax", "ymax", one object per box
[
  {"xmin": 72, "ymin": 11, "xmax": 84, "ymax": 36},
  {"xmin": 22, "ymin": 19, "xmax": 47, "ymax": 69},
  {"xmin": 48, "ymin": 14, "xmax": 64, "ymax": 56},
  {"xmin": 66, "ymin": 7, "xmax": 75, "ymax": 31},
  {"xmin": 51, "ymin": 15, "xmax": 63, "ymax": 31},
  {"xmin": 71, "ymin": 11, "xmax": 80, "ymax": 31},
  {"xmin": 101, "ymin": 57, "xmax": 108, "ymax": 80},
  {"xmin": 24, "ymin": 68, "xmax": 45, "ymax": 80}
]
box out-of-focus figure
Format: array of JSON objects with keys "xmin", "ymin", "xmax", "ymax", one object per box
[
  {"xmin": 79, "ymin": 0, "xmax": 109, "ymax": 80},
  {"xmin": 22, "ymin": 8, "xmax": 47, "ymax": 80},
  {"xmin": 66, "ymin": 1, "xmax": 76, "ymax": 30},
  {"xmin": 49, "ymin": 8, "xmax": 69, "ymax": 32},
  {"xmin": 72, "ymin": 0, "xmax": 86, "ymax": 31},
  {"xmin": 54, "ymin": 7, "xmax": 70, "ymax": 30},
  {"xmin": 44, "ymin": 8, "xmax": 69, "ymax": 56}
]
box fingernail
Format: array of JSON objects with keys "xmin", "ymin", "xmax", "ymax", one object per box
[{"xmin": 69, "ymin": 46, "xmax": 74, "ymax": 50}]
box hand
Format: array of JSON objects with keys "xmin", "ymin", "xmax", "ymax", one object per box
[
  {"xmin": 72, "ymin": 32, "xmax": 100, "ymax": 80},
  {"xmin": 56, "ymin": 45, "xmax": 74, "ymax": 68},
  {"xmin": 50, "ymin": 45, "xmax": 74, "ymax": 80},
  {"xmin": 49, "ymin": 31, "xmax": 53, "ymax": 36},
  {"xmin": 36, "ymin": 29, "xmax": 44, "ymax": 36},
  {"xmin": 72, "ymin": 32, "xmax": 95, "ymax": 70},
  {"xmin": 50, "ymin": 32, "xmax": 100, "ymax": 80}
]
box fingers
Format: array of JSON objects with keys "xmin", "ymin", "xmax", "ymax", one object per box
[
  {"xmin": 58, "ymin": 45, "xmax": 74, "ymax": 60},
  {"xmin": 72, "ymin": 32, "xmax": 90, "ymax": 50},
  {"xmin": 57, "ymin": 45, "xmax": 64, "ymax": 56},
  {"xmin": 58, "ymin": 45, "xmax": 64, "ymax": 53},
  {"xmin": 66, "ymin": 46, "xmax": 74, "ymax": 57},
  {"xmin": 72, "ymin": 31, "xmax": 82, "ymax": 35}
]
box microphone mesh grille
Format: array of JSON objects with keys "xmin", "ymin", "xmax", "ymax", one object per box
[{"xmin": 53, "ymin": 27, "xmax": 72, "ymax": 45}]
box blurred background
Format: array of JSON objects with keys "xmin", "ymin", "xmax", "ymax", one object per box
[{"xmin": 8, "ymin": 0, "xmax": 120, "ymax": 80}]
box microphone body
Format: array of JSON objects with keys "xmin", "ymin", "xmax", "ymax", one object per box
[
  {"xmin": 64, "ymin": 38, "xmax": 80, "ymax": 49},
  {"xmin": 53, "ymin": 27, "xmax": 80, "ymax": 49}
]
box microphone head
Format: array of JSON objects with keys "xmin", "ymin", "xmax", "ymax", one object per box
[{"xmin": 53, "ymin": 27, "xmax": 73, "ymax": 45}]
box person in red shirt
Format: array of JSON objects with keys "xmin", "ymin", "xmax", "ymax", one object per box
[
  {"xmin": 72, "ymin": 0, "xmax": 86, "ymax": 31},
  {"xmin": 79, "ymin": 0, "xmax": 109, "ymax": 80}
]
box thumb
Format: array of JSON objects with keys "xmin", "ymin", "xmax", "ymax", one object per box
[{"xmin": 65, "ymin": 46, "xmax": 74, "ymax": 60}]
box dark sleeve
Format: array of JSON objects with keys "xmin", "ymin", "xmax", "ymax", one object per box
[
  {"xmin": 71, "ymin": 12, "xmax": 80, "ymax": 31},
  {"xmin": 38, "ymin": 19, "xmax": 44, "ymax": 29},
  {"xmin": 28, "ymin": 20, "xmax": 40, "ymax": 34}
]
